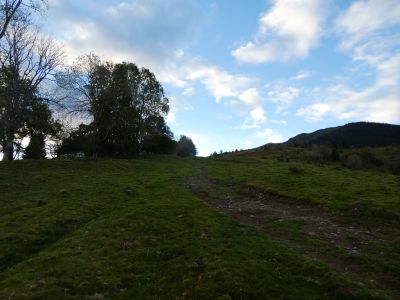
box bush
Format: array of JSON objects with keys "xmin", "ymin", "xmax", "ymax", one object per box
[
  {"xmin": 176, "ymin": 135, "xmax": 197, "ymax": 157},
  {"xmin": 342, "ymin": 154, "xmax": 363, "ymax": 170},
  {"xmin": 24, "ymin": 133, "xmax": 46, "ymax": 159},
  {"xmin": 389, "ymin": 154, "xmax": 400, "ymax": 174},
  {"xmin": 142, "ymin": 134, "xmax": 176, "ymax": 154},
  {"xmin": 57, "ymin": 124, "xmax": 96, "ymax": 157},
  {"xmin": 359, "ymin": 151, "xmax": 383, "ymax": 167},
  {"xmin": 289, "ymin": 165, "xmax": 305, "ymax": 175}
]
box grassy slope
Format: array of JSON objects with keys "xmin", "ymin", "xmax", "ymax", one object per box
[
  {"xmin": 205, "ymin": 156, "xmax": 400, "ymax": 219},
  {"xmin": 0, "ymin": 157, "xmax": 398, "ymax": 299},
  {"xmin": 203, "ymin": 155, "xmax": 400, "ymax": 297}
]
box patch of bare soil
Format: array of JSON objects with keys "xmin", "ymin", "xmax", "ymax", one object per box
[{"xmin": 186, "ymin": 163, "xmax": 400, "ymax": 299}]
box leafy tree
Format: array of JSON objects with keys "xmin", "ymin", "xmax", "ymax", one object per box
[
  {"xmin": 210, "ymin": 151, "xmax": 218, "ymax": 157},
  {"xmin": 24, "ymin": 132, "xmax": 45, "ymax": 159},
  {"xmin": 142, "ymin": 134, "xmax": 176, "ymax": 154},
  {"xmin": 21, "ymin": 95, "xmax": 61, "ymax": 159},
  {"xmin": 0, "ymin": 69, "xmax": 61, "ymax": 159},
  {"xmin": 0, "ymin": 8, "xmax": 63, "ymax": 160},
  {"xmin": 57, "ymin": 57, "xmax": 170, "ymax": 157},
  {"xmin": 176, "ymin": 135, "xmax": 197, "ymax": 157},
  {"xmin": 57, "ymin": 124, "xmax": 96, "ymax": 157}
]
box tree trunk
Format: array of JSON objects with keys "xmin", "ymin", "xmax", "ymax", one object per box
[{"xmin": 2, "ymin": 139, "xmax": 14, "ymax": 161}]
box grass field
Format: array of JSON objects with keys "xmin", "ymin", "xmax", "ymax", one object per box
[{"xmin": 0, "ymin": 155, "xmax": 399, "ymax": 299}]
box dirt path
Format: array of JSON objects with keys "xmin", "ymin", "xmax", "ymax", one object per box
[{"xmin": 187, "ymin": 161, "xmax": 399, "ymax": 299}]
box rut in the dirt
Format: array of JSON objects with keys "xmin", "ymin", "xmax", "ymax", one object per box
[{"xmin": 186, "ymin": 166, "xmax": 400, "ymax": 299}]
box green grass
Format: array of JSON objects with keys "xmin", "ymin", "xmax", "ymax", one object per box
[
  {"xmin": 204, "ymin": 156, "xmax": 400, "ymax": 222},
  {"xmin": 0, "ymin": 156, "xmax": 397, "ymax": 299}
]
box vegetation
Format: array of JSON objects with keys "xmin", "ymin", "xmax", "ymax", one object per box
[
  {"xmin": 23, "ymin": 132, "xmax": 46, "ymax": 159},
  {"xmin": 206, "ymin": 152, "xmax": 400, "ymax": 222},
  {"xmin": 56, "ymin": 57, "xmax": 174, "ymax": 158},
  {"xmin": 1, "ymin": 156, "xmax": 399, "ymax": 299},
  {"xmin": 281, "ymin": 122, "xmax": 400, "ymax": 148},
  {"xmin": 175, "ymin": 135, "xmax": 197, "ymax": 157},
  {"xmin": 0, "ymin": 5, "xmax": 63, "ymax": 160},
  {"xmin": 0, "ymin": 2, "xmax": 399, "ymax": 299},
  {"xmin": 227, "ymin": 145, "xmax": 400, "ymax": 175},
  {"xmin": 0, "ymin": 3, "xmax": 197, "ymax": 160}
]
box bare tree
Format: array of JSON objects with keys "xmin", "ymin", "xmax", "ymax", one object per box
[
  {"xmin": 55, "ymin": 53, "xmax": 108, "ymax": 116},
  {"xmin": 0, "ymin": 12, "xmax": 63, "ymax": 160},
  {"xmin": 0, "ymin": 0, "xmax": 46, "ymax": 40}
]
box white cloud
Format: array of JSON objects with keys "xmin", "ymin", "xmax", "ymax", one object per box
[
  {"xmin": 296, "ymin": 103, "xmax": 333, "ymax": 122},
  {"xmin": 178, "ymin": 132, "xmax": 213, "ymax": 157},
  {"xmin": 334, "ymin": 0, "xmax": 400, "ymax": 70},
  {"xmin": 161, "ymin": 72, "xmax": 188, "ymax": 88},
  {"xmin": 238, "ymin": 88, "xmax": 264, "ymax": 106},
  {"xmin": 165, "ymin": 95, "xmax": 194, "ymax": 125},
  {"xmin": 166, "ymin": 111, "xmax": 176, "ymax": 124},
  {"xmin": 232, "ymin": 0, "xmax": 326, "ymax": 63},
  {"xmin": 296, "ymin": 0, "xmax": 400, "ymax": 124},
  {"xmin": 185, "ymin": 62, "xmax": 255, "ymax": 102},
  {"xmin": 242, "ymin": 106, "xmax": 267, "ymax": 129},
  {"xmin": 335, "ymin": 0, "xmax": 400, "ymax": 50},
  {"xmin": 47, "ymin": 0, "xmax": 268, "ymax": 134},
  {"xmin": 376, "ymin": 54, "xmax": 400, "ymax": 87},
  {"xmin": 294, "ymin": 70, "xmax": 311, "ymax": 80},
  {"xmin": 254, "ymin": 128, "xmax": 284, "ymax": 143},
  {"xmin": 182, "ymin": 87, "xmax": 195, "ymax": 96},
  {"xmin": 251, "ymin": 107, "xmax": 266, "ymax": 122},
  {"xmin": 47, "ymin": 0, "xmax": 206, "ymax": 69},
  {"xmin": 165, "ymin": 96, "xmax": 178, "ymax": 124},
  {"xmin": 296, "ymin": 79, "xmax": 400, "ymax": 123},
  {"xmin": 267, "ymin": 83, "xmax": 301, "ymax": 107}
]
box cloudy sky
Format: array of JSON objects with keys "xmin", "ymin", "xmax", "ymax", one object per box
[{"xmin": 45, "ymin": 0, "xmax": 400, "ymax": 156}]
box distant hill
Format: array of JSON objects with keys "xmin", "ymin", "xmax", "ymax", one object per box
[{"xmin": 271, "ymin": 122, "xmax": 400, "ymax": 148}]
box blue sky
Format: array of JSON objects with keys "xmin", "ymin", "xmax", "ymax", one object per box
[{"xmin": 45, "ymin": 0, "xmax": 400, "ymax": 156}]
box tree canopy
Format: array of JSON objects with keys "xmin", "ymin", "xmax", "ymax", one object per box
[
  {"xmin": 56, "ymin": 57, "xmax": 174, "ymax": 157},
  {"xmin": 0, "ymin": 2, "xmax": 63, "ymax": 160},
  {"xmin": 176, "ymin": 135, "xmax": 197, "ymax": 157}
]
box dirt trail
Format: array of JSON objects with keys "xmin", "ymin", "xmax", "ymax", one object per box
[{"xmin": 187, "ymin": 161, "xmax": 399, "ymax": 299}]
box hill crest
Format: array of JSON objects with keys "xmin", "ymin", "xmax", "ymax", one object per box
[{"xmin": 267, "ymin": 122, "xmax": 400, "ymax": 148}]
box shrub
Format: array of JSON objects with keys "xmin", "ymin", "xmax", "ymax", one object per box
[
  {"xmin": 142, "ymin": 134, "xmax": 176, "ymax": 154},
  {"xmin": 57, "ymin": 124, "xmax": 96, "ymax": 157},
  {"xmin": 289, "ymin": 165, "xmax": 305, "ymax": 175},
  {"xmin": 342, "ymin": 154, "xmax": 363, "ymax": 170},
  {"xmin": 175, "ymin": 135, "xmax": 197, "ymax": 157},
  {"xmin": 359, "ymin": 151, "xmax": 383, "ymax": 167},
  {"xmin": 24, "ymin": 133, "xmax": 46, "ymax": 159}
]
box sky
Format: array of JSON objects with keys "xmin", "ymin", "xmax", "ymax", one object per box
[{"xmin": 43, "ymin": 0, "xmax": 400, "ymax": 156}]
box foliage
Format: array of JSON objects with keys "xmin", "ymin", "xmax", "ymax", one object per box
[
  {"xmin": 141, "ymin": 134, "xmax": 176, "ymax": 154},
  {"xmin": 56, "ymin": 124, "xmax": 96, "ymax": 157},
  {"xmin": 0, "ymin": 8, "xmax": 63, "ymax": 160},
  {"xmin": 341, "ymin": 154, "xmax": 363, "ymax": 170},
  {"xmin": 56, "ymin": 57, "xmax": 170, "ymax": 157},
  {"xmin": 240, "ymin": 144, "xmax": 400, "ymax": 175},
  {"xmin": 176, "ymin": 135, "xmax": 197, "ymax": 157},
  {"xmin": 23, "ymin": 133, "xmax": 45, "ymax": 159},
  {"xmin": 22, "ymin": 96, "xmax": 61, "ymax": 137},
  {"xmin": 0, "ymin": 67, "xmax": 61, "ymax": 159}
]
